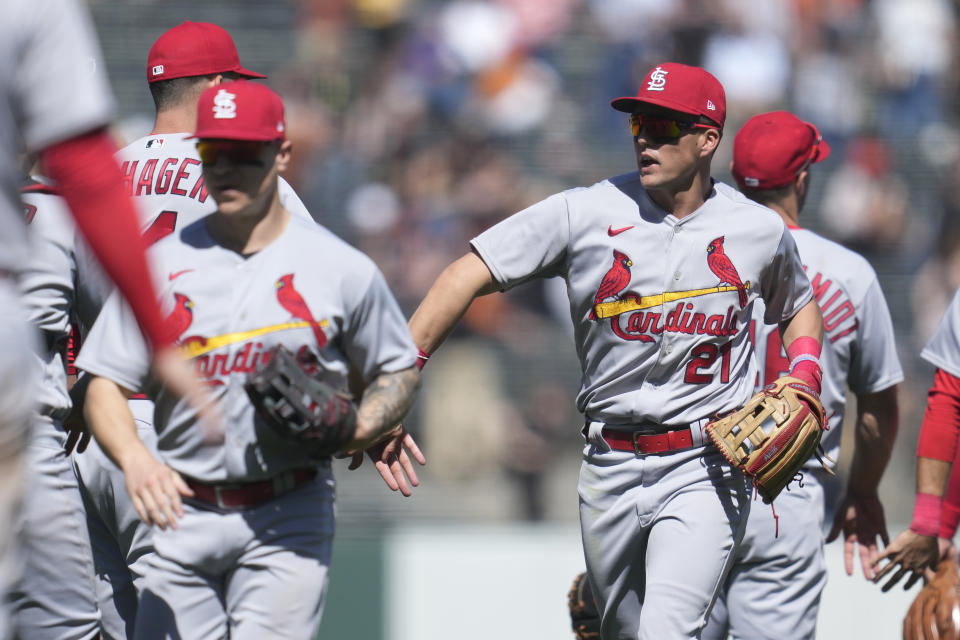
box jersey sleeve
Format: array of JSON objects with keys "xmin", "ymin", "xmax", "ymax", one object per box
[
  {"xmin": 19, "ymin": 194, "xmax": 75, "ymax": 338},
  {"xmin": 848, "ymin": 278, "xmax": 903, "ymax": 394},
  {"xmin": 278, "ymin": 177, "xmax": 315, "ymax": 224},
  {"xmin": 469, "ymin": 192, "xmax": 570, "ymax": 290},
  {"xmin": 13, "ymin": 0, "xmax": 114, "ymax": 151},
  {"xmin": 759, "ymin": 224, "xmax": 813, "ymax": 325},
  {"xmin": 74, "ymin": 290, "xmax": 151, "ymax": 393},
  {"xmin": 922, "ymin": 288, "xmax": 960, "ymax": 378},
  {"xmin": 340, "ymin": 265, "xmax": 417, "ymax": 384}
]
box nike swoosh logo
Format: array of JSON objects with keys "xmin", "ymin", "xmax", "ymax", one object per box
[
  {"xmin": 608, "ymin": 225, "xmax": 634, "ymax": 236},
  {"xmin": 168, "ymin": 269, "xmax": 194, "ymax": 281}
]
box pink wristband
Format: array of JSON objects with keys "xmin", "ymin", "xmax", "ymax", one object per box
[
  {"xmin": 940, "ymin": 501, "xmax": 960, "ymax": 540},
  {"xmin": 910, "ymin": 492, "xmax": 943, "ymax": 537},
  {"xmin": 787, "ymin": 335, "xmax": 821, "ymax": 361},
  {"xmin": 416, "ymin": 348, "xmax": 430, "ymax": 371}
]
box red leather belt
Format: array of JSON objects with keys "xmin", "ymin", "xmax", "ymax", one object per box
[
  {"xmin": 602, "ymin": 427, "xmax": 695, "ymax": 454},
  {"xmin": 186, "ymin": 468, "xmax": 317, "ymax": 509}
]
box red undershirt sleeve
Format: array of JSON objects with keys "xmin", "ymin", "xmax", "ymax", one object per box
[{"xmin": 917, "ymin": 368, "xmax": 960, "ymax": 463}]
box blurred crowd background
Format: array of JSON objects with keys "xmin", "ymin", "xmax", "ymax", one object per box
[{"xmin": 87, "ymin": 0, "xmax": 960, "ymax": 527}]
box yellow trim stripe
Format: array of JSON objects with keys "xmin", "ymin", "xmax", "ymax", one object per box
[
  {"xmin": 594, "ymin": 282, "xmax": 751, "ymax": 319},
  {"xmin": 179, "ymin": 318, "xmax": 329, "ymax": 358}
]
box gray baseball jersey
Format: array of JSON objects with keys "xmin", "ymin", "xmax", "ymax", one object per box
[
  {"xmin": 117, "ymin": 133, "xmax": 314, "ymax": 234},
  {"xmin": 20, "ymin": 185, "xmax": 109, "ymax": 421},
  {"xmin": 77, "ymin": 214, "xmax": 416, "ymax": 481},
  {"xmin": 470, "ymin": 174, "xmax": 812, "ymax": 637},
  {"xmin": 751, "ymin": 228, "xmax": 903, "ymax": 470},
  {"xmin": 922, "ymin": 287, "xmax": 960, "ymax": 375},
  {"xmin": 705, "ymin": 226, "xmax": 903, "ymax": 640},
  {"xmin": 471, "ymin": 176, "xmax": 813, "ymax": 424}
]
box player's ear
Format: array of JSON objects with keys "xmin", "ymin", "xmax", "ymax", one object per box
[
  {"xmin": 795, "ymin": 170, "xmax": 809, "ymax": 198},
  {"xmin": 274, "ymin": 140, "xmax": 293, "ymax": 173},
  {"xmin": 699, "ymin": 128, "xmax": 721, "ymax": 157}
]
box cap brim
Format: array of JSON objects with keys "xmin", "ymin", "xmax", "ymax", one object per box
[
  {"xmin": 234, "ymin": 67, "xmax": 267, "ymax": 80},
  {"xmin": 187, "ymin": 130, "xmax": 283, "ymax": 141},
  {"xmin": 611, "ymin": 95, "xmax": 700, "ymax": 118},
  {"xmin": 812, "ymin": 138, "xmax": 831, "ymax": 164}
]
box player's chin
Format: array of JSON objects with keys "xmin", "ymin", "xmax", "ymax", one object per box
[
  {"xmin": 211, "ymin": 190, "xmax": 250, "ymax": 212},
  {"xmin": 637, "ymin": 169, "xmax": 667, "ymax": 189}
]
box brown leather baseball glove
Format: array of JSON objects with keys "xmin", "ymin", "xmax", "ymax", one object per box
[
  {"xmin": 903, "ymin": 558, "xmax": 960, "ymax": 640},
  {"xmin": 568, "ymin": 572, "xmax": 600, "ymax": 640},
  {"xmin": 705, "ymin": 375, "xmax": 828, "ymax": 503}
]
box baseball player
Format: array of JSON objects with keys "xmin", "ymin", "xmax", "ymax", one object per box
[
  {"xmin": 77, "ymin": 81, "xmax": 420, "ymax": 639},
  {"xmin": 12, "ymin": 177, "xmax": 108, "ymax": 639},
  {"xmin": 701, "ymin": 111, "xmax": 903, "ymax": 639},
  {"xmin": 66, "ymin": 21, "xmax": 324, "ymax": 639},
  {"xmin": 408, "ymin": 62, "xmax": 823, "ymax": 638},
  {"xmin": 0, "ymin": 1, "xmax": 207, "ymax": 636},
  {"xmin": 874, "ymin": 287, "xmax": 960, "ymax": 591}
]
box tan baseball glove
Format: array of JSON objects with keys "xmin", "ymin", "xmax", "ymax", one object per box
[
  {"xmin": 903, "ymin": 558, "xmax": 960, "ymax": 640},
  {"xmin": 705, "ymin": 375, "xmax": 828, "ymax": 503}
]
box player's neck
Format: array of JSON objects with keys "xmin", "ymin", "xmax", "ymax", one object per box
[
  {"xmin": 763, "ymin": 200, "xmax": 800, "ymax": 228},
  {"xmin": 648, "ymin": 172, "xmax": 713, "ymax": 219},
  {"xmin": 208, "ymin": 188, "xmax": 289, "ymax": 256},
  {"xmin": 151, "ymin": 108, "xmax": 197, "ymax": 136}
]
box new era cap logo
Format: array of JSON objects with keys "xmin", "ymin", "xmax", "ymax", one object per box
[
  {"xmin": 707, "ymin": 100, "xmax": 716, "ymax": 111},
  {"xmin": 152, "ymin": 64, "xmax": 164, "ymax": 77},
  {"xmin": 212, "ymin": 89, "xmax": 237, "ymax": 119},
  {"xmin": 744, "ymin": 177, "xmax": 759, "ymax": 187},
  {"xmin": 647, "ymin": 66, "xmax": 668, "ymax": 91}
]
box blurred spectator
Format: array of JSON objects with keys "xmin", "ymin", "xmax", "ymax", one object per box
[
  {"xmin": 817, "ymin": 136, "xmax": 908, "ymax": 256},
  {"xmin": 870, "ymin": 0, "xmax": 954, "ymax": 136}
]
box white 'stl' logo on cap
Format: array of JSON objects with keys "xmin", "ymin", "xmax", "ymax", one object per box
[
  {"xmin": 707, "ymin": 100, "xmax": 716, "ymax": 111},
  {"xmin": 152, "ymin": 65, "xmax": 164, "ymax": 76},
  {"xmin": 212, "ymin": 89, "xmax": 237, "ymax": 119},
  {"xmin": 647, "ymin": 66, "xmax": 668, "ymax": 91}
]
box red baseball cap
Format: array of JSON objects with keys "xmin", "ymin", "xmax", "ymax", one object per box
[
  {"xmin": 611, "ymin": 63, "xmax": 726, "ymax": 127},
  {"xmin": 731, "ymin": 111, "xmax": 831, "ymax": 190},
  {"xmin": 192, "ymin": 81, "xmax": 286, "ymax": 142},
  {"xmin": 147, "ymin": 21, "xmax": 267, "ymax": 84}
]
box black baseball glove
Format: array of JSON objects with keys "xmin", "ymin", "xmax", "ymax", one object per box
[
  {"xmin": 568, "ymin": 572, "xmax": 601, "ymax": 640},
  {"xmin": 244, "ymin": 345, "xmax": 357, "ymax": 458}
]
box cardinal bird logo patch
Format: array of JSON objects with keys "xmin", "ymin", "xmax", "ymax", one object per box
[
  {"xmin": 275, "ymin": 274, "xmax": 328, "ymax": 348},
  {"xmin": 706, "ymin": 236, "xmax": 748, "ymax": 309},
  {"xmin": 591, "ymin": 250, "xmax": 633, "ymax": 320},
  {"xmin": 166, "ymin": 293, "xmax": 195, "ymax": 342}
]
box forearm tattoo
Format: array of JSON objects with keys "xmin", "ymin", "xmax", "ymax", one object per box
[{"xmin": 356, "ymin": 367, "xmax": 420, "ymax": 437}]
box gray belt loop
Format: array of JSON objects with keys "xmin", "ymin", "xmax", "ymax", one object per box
[
  {"xmin": 689, "ymin": 418, "xmax": 710, "ymax": 448},
  {"xmin": 587, "ymin": 420, "xmax": 611, "ymax": 452}
]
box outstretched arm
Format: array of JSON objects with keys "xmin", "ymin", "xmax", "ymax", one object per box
[
  {"xmin": 408, "ymin": 252, "xmax": 501, "ymax": 353},
  {"xmin": 874, "ymin": 368, "xmax": 960, "ymax": 591},
  {"xmin": 350, "ymin": 252, "xmax": 499, "ymax": 495},
  {"xmin": 827, "ymin": 386, "xmax": 899, "ymax": 579}
]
